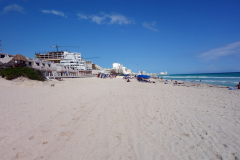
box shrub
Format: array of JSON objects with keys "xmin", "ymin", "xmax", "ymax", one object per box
[{"xmin": 0, "ymin": 67, "xmax": 45, "ymax": 81}]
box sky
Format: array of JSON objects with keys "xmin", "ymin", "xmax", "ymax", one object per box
[{"xmin": 1, "ymin": 0, "xmax": 240, "ymax": 74}]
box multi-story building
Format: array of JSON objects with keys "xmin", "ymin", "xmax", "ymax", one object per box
[
  {"xmin": 59, "ymin": 52, "xmax": 86, "ymax": 70},
  {"xmin": 0, "ymin": 52, "xmax": 14, "ymax": 63},
  {"xmin": 159, "ymin": 72, "xmax": 168, "ymax": 75},
  {"xmin": 35, "ymin": 51, "xmax": 65, "ymax": 63},
  {"xmin": 86, "ymin": 61, "xmax": 93, "ymax": 70},
  {"xmin": 113, "ymin": 63, "xmax": 131, "ymax": 74},
  {"xmin": 139, "ymin": 71, "xmax": 146, "ymax": 75}
]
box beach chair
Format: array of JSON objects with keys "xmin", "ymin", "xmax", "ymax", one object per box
[
  {"xmin": 56, "ymin": 77, "xmax": 63, "ymax": 81},
  {"xmin": 46, "ymin": 77, "xmax": 52, "ymax": 81},
  {"xmin": 164, "ymin": 80, "xmax": 168, "ymax": 84}
]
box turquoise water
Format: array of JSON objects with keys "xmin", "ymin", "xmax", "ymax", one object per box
[{"xmin": 157, "ymin": 72, "xmax": 240, "ymax": 87}]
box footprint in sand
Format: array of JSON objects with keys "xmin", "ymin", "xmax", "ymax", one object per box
[
  {"xmin": 183, "ymin": 133, "xmax": 189, "ymax": 137},
  {"xmin": 230, "ymin": 153, "xmax": 238, "ymax": 160},
  {"xmin": 16, "ymin": 152, "xmax": 25, "ymax": 158},
  {"xmin": 60, "ymin": 132, "xmax": 68, "ymax": 136},
  {"xmin": 43, "ymin": 142, "xmax": 48, "ymax": 145},
  {"xmin": 215, "ymin": 154, "xmax": 222, "ymax": 159},
  {"xmin": 29, "ymin": 135, "xmax": 34, "ymax": 140}
]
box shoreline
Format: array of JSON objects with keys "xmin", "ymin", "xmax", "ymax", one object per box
[
  {"xmin": 119, "ymin": 76, "xmax": 233, "ymax": 89},
  {"xmin": 156, "ymin": 72, "xmax": 240, "ymax": 87},
  {"xmin": 156, "ymin": 77, "xmax": 238, "ymax": 88}
]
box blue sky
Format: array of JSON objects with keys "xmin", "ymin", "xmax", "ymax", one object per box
[{"xmin": 1, "ymin": 0, "xmax": 240, "ymax": 74}]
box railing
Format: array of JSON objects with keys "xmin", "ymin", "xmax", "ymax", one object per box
[{"xmin": 47, "ymin": 74, "xmax": 96, "ymax": 79}]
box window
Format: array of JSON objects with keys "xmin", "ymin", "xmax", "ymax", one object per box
[{"xmin": 36, "ymin": 63, "xmax": 39, "ymax": 66}]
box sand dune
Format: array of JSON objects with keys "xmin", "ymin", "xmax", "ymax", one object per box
[{"xmin": 0, "ymin": 77, "xmax": 240, "ymax": 160}]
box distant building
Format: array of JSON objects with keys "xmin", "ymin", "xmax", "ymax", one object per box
[
  {"xmin": 36, "ymin": 51, "xmax": 100, "ymax": 71},
  {"xmin": 122, "ymin": 67, "xmax": 130, "ymax": 74},
  {"xmin": 0, "ymin": 52, "xmax": 94, "ymax": 76},
  {"xmin": 114, "ymin": 69, "xmax": 123, "ymax": 74},
  {"xmin": 113, "ymin": 63, "xmax": 123, "ymax": 69},
  {"xmin": 138, "ymin": 71, "xmax": 146, "ymax": 75},
  {"xmin": 85, "ymin": 61, "xmax": 93, "ymax": 70},
  {"xmin": 0, "ymin": 52, "xmax": 14, "ymax": 63},
  {"xmin": 113, "ymin": 63, "xmax": 131, "ymax": 74},
  {"xmin": 35, "ymin": 51, "xmax": 66, "ymax": 63},
  {"xmin": 159, "ymin": 71, "xmax": 168, "ymax": 75},
  {"xmin": 59, "ymin": 52, "xmax": 86, "ymax": 70}
]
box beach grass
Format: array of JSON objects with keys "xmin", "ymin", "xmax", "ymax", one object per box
[{"xmin": 0, "ymin": 67, "xmax": 45, "ymax": 81}]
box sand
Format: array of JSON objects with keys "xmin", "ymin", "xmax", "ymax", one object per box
[{"xmin": 0, "ymin": 77, "xmax": 240, "ymax": 160}]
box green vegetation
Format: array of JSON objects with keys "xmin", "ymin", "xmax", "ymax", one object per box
[{"xmin": 0, "ymin": 67, "xmax": 45, "ymax": 81}]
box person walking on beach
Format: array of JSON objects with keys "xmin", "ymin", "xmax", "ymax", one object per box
[{"xmin": 237, "ymin": 82, "xmax": 240, "ymax": 89}]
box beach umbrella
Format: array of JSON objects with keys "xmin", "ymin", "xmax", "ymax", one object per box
[
  {"xmin": 137, "ymin": 75, "xmax": 150, "ymax": 79},
  {"xmin": 12, "ymin": 54, "xmax": 28, "ymax": 62}
]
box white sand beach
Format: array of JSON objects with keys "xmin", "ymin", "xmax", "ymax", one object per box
[{"xmin": 0, "ymin": 77, "xmax": 240, "ymax": 160}]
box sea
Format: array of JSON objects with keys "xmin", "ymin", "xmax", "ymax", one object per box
[{"xmin": 157, "ymin": 72, "xmax": 240, "ymax": 87}]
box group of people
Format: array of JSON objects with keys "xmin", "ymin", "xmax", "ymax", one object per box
[
  {"xmin": 123, "ymin": 76, "xmax": 132, "ymax": 82},
  {"xmin": 124, "ymin": 75, "xmax": 240, "ymax": 89},
  {"xmin": 136, "ymin": 77, "xmax": 155, "ymax": 83}
]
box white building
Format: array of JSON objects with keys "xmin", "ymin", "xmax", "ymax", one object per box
[
  {"xmin": 113, "ymin": 63, "xmax": 123, "ymax": 69},
  {"xmin": 60, "ymin": 51, "xmax": 87, "ymax": 70},
  {"xmin": 0, "ymin": 52, "xmax": 95, "ymax": 77},
  {"xmin": 113, "ymin": 63, "xmax": 131, "ymax": 74},
  {"xmin": 159, "ymin": 71, "xmax": 168, "ymax": 75},
  {"xmin": 122, "ymin": 67, "xmax": 130, "ymax": 74},
  {"xmin": 138, "ymin": 71, "xmax": 146, "ymax": 75}
]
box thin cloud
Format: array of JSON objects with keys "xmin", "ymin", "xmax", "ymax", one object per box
[
  {"xmin": 3, "ymin": 4, "xmax": 25, "ymax": 13},
  {"xmin": 199, "ymin": 41, "xmax": 240, "ymax": 60},
  {"xmin": 77, "ymin": 14, "xmax": 104, "ymax": 24},
  {"xmin": 41, "ymin": 10, "xmax": 67, "ymax": 18},
  {"xmin": 142, "ymin": 21, "xmax": 158, "ymax": 31},
  {"xmin": 77, "ymin": 12, "xmax": 134, "ymax": 25},
  {"xmin": 77, "ymin": 13, "xmax": 89, "ymax": 20},
  {"xmin": 91, "ymin": 15, "xmax": 106, "ymax": 24},
  {"xmin": 106, "ymin": 13, "xmax": 133, "ymax": 25}
]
